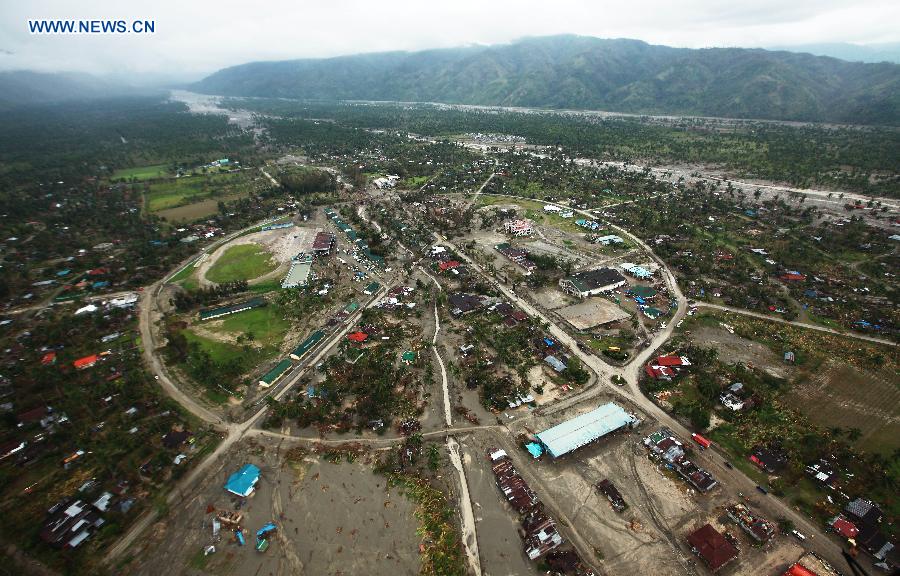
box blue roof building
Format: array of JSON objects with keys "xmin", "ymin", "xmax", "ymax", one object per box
[
  {"xmin": 536, "ymin": 403, "xmax": 637, "ymax": 458},
  {"xmin": 225, "ymin": 464, "xmax": 261, "ymax": 497}
]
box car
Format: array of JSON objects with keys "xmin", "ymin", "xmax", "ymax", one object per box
[
  {"xmin": 791, "ymin": 530, "xmax": 806, "ymax": 541},
  {"xmin": 723, "ymin": 461, "xmax": 733, "ymax": 469},
  {"xmin": 756, "ymin": 485, "xmax": 768, "ymax": 495}
]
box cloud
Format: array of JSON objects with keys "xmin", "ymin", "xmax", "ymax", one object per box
[{"xmin": 1, "ymin": 0, "xmax": 897, "ymax": 80}]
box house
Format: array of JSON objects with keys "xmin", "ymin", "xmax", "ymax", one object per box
[
  {"xmin": 347, "ymin": 331, "xmax": 368, "ymax": 343},
  {"xmin": 726, "ymin": 503, "xmax": 775, "ymax": 542},
  {"xmin": 843, "ymin": 498, "xmax": 894, "ymax": 560},
  {"xmin": 311, "ymin": 231, "xmax": 335, "ymax": 255},
  {"xmin": 363, "ymin": 281, "xmax": 381, "ymax": 295},
  {"xmin": 559, "ymin": 268, "xmax": 627, "ymax": 298},
  {"xmin": 41, "ymin": 351, "xmax": 57, "ymax": 365},
  {"xmin": 522, "ymin": 507, "xmax": 564, "ymax": 559},
  {"xmin": 645, "ymin": 429, "xmax": 717, "ymax": 492},
  {"xmin": 628, "ymin": 285, "xmax": 658, "ymax": 300},
  {"xmin": 224, "ymin": 464, "xmax": 261, "ymax": 497},
  {"xmin": 593, "ymin": 234, "xmax": 624, "ymax": 245},
  {"xmin": 544, "ymin": 355, "xmax": 566, "ymax": 373},
  {"xmin": 448, "ymin": 293, "xmax": 485, "ymax": 316},
  {"xmin": 438, "ymin": 260, "xmax": 460, "ymax": 273},
  {"xmin": 655, "ymin": 355, "xmax": 691, "ymax": 368},
  {"xmin": 543, "ymin": 204, "xmax": 562, "ymax": 213},
  {"xmin": 749, "ymin": 446, "xmax": 787, "ymax": 473},
  {"xmin": 621, "ymin": 263, "xmax": 654, "ymax": 279},
  {"xmin": 829, "ymin": 515, "xmax": 859, "ymax": 539},
  {"xmin": 495, "ymin": 243, "xmax": 536, "ymax": 274},
  {"xmin": 162, "ymin": 430, "xmax": 191, "ymax": 450},
  {"xmin": 504, "ymin": 219, "xmax": 533, "ymax": 237},
  {"xmin": 806, "ymin": 460, "xmax": 838, "ymax": 487},
  {"xmin": 720, "ymin": 393, "xmax": 744, "ymax": 411},
  {"xmin": 73, "ymin": 354, "xmax": 100, "ymax": 370},
  {"xmin": 687, "ymin": 524, "xmax": 738, "ymax": 572},
  {"xmin": 40, "ymin": 499, "xmax": 105, "ymax": 549}
]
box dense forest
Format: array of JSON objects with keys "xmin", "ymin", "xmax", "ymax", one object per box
[{"xmin": 196, "ymin": 36, "xmax": 900, "ymax": 125}]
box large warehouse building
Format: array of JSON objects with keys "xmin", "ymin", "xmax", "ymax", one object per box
[{"xmin": 535, "ymin": 402, "xmax": 637, "ymax": 458}]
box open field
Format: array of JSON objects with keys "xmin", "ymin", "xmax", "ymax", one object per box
[
  {"xmin": 125, "ymin": 438, "xmax": 421, "ymax": 576},
  {"xmin": 112, "ymin": 163, "xmax": 170, "ymax": 181},
  {"xmin": 182, "ymin": 329, "xmax": 245, "ymax": 364},
  {"xmin": 145, "ymin": 172, "xmax": 251, "ymax": 213},
  {"xmin": 206, "ymin": 305, "xmax": 290, "ymax": 349},
  {"xmin": 785, "ymin": 361, "xmax": 900, "ymax": 454},
  {"xmin": 205, "ymin": 244, "xmax": 278, "ymax": 284}
]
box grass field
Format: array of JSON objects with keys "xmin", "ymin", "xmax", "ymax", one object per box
[
  {"xmin": 112, "ymin": 163, "xmax": 170, "ymax": 181},
  {"xmin": 182, "ymin": 330, "xmax": 243, "ymax": 364},
  {"xmin": 208, "ymin": 305, "xmax": 290, "ymax": 348},
  {"xmin": 145, "ymin": 172, "xmax": 250, "ymax": 213},
  {"xmin": 206, "ymin": 244, "xmax": 278, "ymax": 284}
]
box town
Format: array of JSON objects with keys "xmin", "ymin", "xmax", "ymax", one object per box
[{"xmin": 0, "ymin": 28, "xmax": 898, "ymax": 576}]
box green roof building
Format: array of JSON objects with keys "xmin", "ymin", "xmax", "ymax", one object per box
[
  {"xmin": 258, "ymin": 358, "xmax": 293, "ymax": 388},
  {"xmin": 290, "ymin": 330, "xmax": 325, "ymax": 360}
]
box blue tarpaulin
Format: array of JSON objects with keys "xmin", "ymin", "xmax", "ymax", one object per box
[{"xmin": 525, "ymin": 443, "xmax": 543, "ymax": 458}]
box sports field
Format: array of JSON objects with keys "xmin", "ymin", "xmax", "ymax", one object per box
[
  {"xmin": 205, "ymin": 244, "xmax": 278, "ymax": 284},
  {"xmin": 112, "ymin": 163, "xmax": 170, "ymax": 181}
]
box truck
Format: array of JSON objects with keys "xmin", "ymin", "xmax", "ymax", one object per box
[{"xmin": 691, "ymin": 433, "xmax": 712, "ymax": 449}]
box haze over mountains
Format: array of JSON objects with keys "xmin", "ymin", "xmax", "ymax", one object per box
[{"xmin": 194, "ymin": 36, "xmax": 900, "ymax": 125}]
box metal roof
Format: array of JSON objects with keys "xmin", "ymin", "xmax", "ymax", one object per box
[
  {"xmin": 536, "ymin": 403, "xmax": 636, "ymax": 458},
  {"xmin": 225, "ymin": 464, "xmax": 260, "ymax": 497}
]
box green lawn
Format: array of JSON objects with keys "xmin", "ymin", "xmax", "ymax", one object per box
[
  {"xmin": 112, "ymin": 163, "xmax": 170, "ymax": 181},
  {"xmin": 211, "ymin": 305, "xmax": 290, "ymax": 347},
  {"xmin": 206, "ymin": 244, "xmax": 278, "ymax": 284}
]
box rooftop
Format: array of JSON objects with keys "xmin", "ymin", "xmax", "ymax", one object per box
[{"xmin": 536, "ymin": 402, "xmax": 636, "ymax": 458}]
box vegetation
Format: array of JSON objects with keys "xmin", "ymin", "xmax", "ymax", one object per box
[{"xmin": 197, "ymin": 36, "xmax": 900, "ymax": 125}]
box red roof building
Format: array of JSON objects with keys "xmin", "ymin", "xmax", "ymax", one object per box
[
  {"xmin": 346, "ymin": 332, "xmax": 368, "ymax": 343},
  {"xmin": 783, "ymin": 565, "xmax": 818, "ymax": 576},
  {"xmin": 656, "ymin": 355, "xmax": 690, "ymax": 367},
  {"xmin": 73, "ymin": 354, "xmax": 99, "ymax": 370},
  {"xmin": 780, "ymin": 272, "xmax": 806, "ymax": 282},
  {"xmin": 645, "ymin": 364, "xmax": 675, "ymax": 379},
  {"xmin": 687, "ymin": 524, "xmax": 738, "ymax": 572},
  {"xmin": 438, "ymin": 260, "xmax": 460, "ymax": 272},
  {"xmin": 830, "ymin": 515, "xmax": 859, "ymax": 539},
  {"xmin": 41, "ymin": 351, "xmax": 57, "ymax": 365}
]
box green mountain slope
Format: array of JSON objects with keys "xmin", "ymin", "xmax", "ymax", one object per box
[{"xmin": 194, "ymin": 36, "xmax": 900, "ymax": 125}]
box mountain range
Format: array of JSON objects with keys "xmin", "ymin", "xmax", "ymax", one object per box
[
  {"xmin": 193, "ymin": 35, "xmax": 900, "ymax": 125},
  {"xmin": 0, "ymin": 70, "xmax": 149, "ymax": 109}
]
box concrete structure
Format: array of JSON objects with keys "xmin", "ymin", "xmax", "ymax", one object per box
[
  {"xmin": 504, "ymin": 219, "xmax": 533, "ymax": 237},
  {"xmin": 281, "ymin": 254, "xmax": 313, "ymax": 289},
  {"xmin": 535, "ymin": 402, "xmax": 637, "ymax": 458},
  {"xmin": 559, "ymin": 268, "xmax": 627, "ymax": 298}
]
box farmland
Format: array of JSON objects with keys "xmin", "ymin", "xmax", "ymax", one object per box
[
  {"xmin": 144, "ymin": 171, "xmax": 255, "ymax": 213},
  {"xmin": 112, "ymin": 163, "xmax": 170, "ymax": 181}
]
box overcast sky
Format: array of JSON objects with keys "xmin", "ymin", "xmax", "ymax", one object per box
[{"xmin": 2, "ymin": 0, "xmax": 898, "ymax": 81}]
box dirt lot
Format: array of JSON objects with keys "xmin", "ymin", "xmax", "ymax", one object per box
[
  {"xmin": 464, "ymin": 395, "xmax": 809, "ymax": 576},
  {"xmin": 689, "ymin": 325, "xmax": 793, "ymax": 378},
  {"xmin": 125, "ymin": 437, "xmax": 420, "ymax": 576}
]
